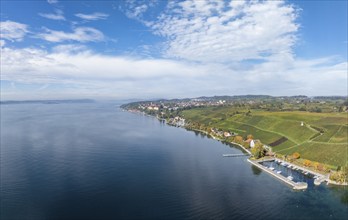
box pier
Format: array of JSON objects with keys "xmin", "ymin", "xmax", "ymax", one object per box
[
  {"xmin": 247, "ymin": 159, "xmax": 308, "ymax": 190},
  {"xmin": 222, "ymin": 154, "xmax": 250, "ymax": 157}
]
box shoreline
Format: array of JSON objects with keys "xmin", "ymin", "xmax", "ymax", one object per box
[
  {"xmin": 183, "ymin": 127, "xmax": 252, "ymax": 155},
  {"xmin": 122, "ymin": 107, "xmax": 347, "ymax": 186}
]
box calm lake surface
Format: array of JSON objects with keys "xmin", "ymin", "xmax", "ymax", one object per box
[{"xmin": 1, "ymin": 102, "xmax": 347, "ymax": 220}]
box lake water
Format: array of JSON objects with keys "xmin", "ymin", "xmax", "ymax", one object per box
[{"xmin": 1, "ymin": 102, "xmax": 347, "ymax": 219}]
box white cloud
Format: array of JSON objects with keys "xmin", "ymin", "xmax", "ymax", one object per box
[
  {"xmin": 0, "ymin": 20, "xmax": 28, "ymax": 42},
  {"xmin": 47, "ymin": 0, "xmax": 58, "ymax": 4},
  {"xmin": 1, "ymin": 46, "xmax": 346, "ymax": 99},
  {"xmin": 0, "ymin": 39, "xmax": 5, "ymax": 47},
  {"xmin": 75, "ymin": 12, "xmax": 109, "ymax": 21},
  {"xmin": 1, "ymin": 1, "xmax": 346, "ymax": 100},
  {"xmin": 148, "ymin": 0, "xmax": 299, "ymax": 63},
  {"xmin": 37, "ymin": 27, "xmax": 104, "ymax": 42},
  {"xmin": 39, "ymin": 9, "xmax": 65, "ymax": 21},
  {"xmin": 123, "ymin": 0, "xmax": 152, "ymax": 20},
  {"xmin": 127, "ymin": 4, "xmax": 148, "ymax": 19}
]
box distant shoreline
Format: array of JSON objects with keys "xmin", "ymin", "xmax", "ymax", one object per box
[{"xmin": 0, "ymin": 99, "xmax": 95, "ymax": 105}]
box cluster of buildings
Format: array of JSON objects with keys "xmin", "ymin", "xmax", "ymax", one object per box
[
  {"xmin": 167, "ymin": 116, "xmax": 185, "ymax": 127},
  {"xmin": 135, "ymin": 99, "xmax": 230, "ymax": 112}
]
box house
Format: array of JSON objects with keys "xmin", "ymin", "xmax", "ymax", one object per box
[
  {"xmin": 224, "ymin": 132, "xmax": 231, "ymax": 137},
  {"xmin": 245, "ymin": 138, "xmax": 255, "ymax": 148},
  {"xmin": 147, "ymin": 106, "xmax": 159, "ymax": 111},
  {"xmin": 250, "ymin": 140, "xmax": 255, "ymax": 148}
]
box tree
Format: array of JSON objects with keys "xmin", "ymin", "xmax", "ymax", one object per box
[
  {"xmin": 314, "ymin": 162, "xmax": 319, "ymax": 170},
  {"xmin": 234, "ymin": 136, "xmax": 243, "ymax": 144},
  {"xmin": 251, "ymin": 145, "xmax": 266, "ymax": 159},
  {"xmin": 303, "ymin": 159, "xmax": 311, "ymax": 167},
  {"xmin": 316, "ymin": 163, "xmax": 324, "ymax": 171},
  {"xmin": 330, "ymin": 167, "xmax": 347, "ymax": 183},
  {"xmin": 247, "ymin": 134, "xmax": 254, "ymax": 140},
  {"xmin": 292, "ymin": 152, "xmax": 300, "ymax": 159},
  {"xmin": 339, "ymin": 106, "xmax": 343, "ymax": 112}
]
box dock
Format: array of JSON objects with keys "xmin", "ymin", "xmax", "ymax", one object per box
[
  {"xmin": 247, "ymin": 159, "xmax": 308, "ymax": 190},
  {"xmin": 223, "ymin": 154, "xmax": 250, "ymax": 157},
  {"xmin": 274, "ymin": 158, "xmax": 327, "ymax": 184}
]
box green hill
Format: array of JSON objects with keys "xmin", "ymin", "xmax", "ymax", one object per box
[{"xmin": 180, "ymin": 107, "xmax": 348, "ymax": 167}]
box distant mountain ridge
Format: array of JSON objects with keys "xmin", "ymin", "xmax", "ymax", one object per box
[{"xmin": 127, "ymin": 95, "xmax": 347, "ymax": 104}]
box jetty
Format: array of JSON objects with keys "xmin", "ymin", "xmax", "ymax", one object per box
[
  {"xmin": 247, "ymin": 159, "xmax": 308, "ymax": 190},
  {"xmin": 223, "ymin": 154, "xmax": 250, "ymax": 157}
]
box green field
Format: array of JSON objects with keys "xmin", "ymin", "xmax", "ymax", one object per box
[{"xmin": 181, "ymin": 107, "xmax": 348, "ymax": 167}]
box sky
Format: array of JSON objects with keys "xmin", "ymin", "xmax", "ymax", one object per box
[{"xmin": 0, "ymin": 0, "xmax": 347, "ymax": 100}]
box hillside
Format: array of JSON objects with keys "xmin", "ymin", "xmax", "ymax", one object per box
[{"xmin": 180, "ymin": 107, "xmax": 348, "ymax": 167}]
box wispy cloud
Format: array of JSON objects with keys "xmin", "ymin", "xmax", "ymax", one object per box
[
  {"xmin": 52, "ymin": 44, "xmax": 89, "ymax": 54},
  {"xmin": 146, "ymin": 0, "xmax": 299, "ymax": 63},
  {"xmin": 122, "ymin": 0, "xmax": 157, "ymax": 20},
  {"xmin": 0, "ymin": 39, "xmax": 5, "ymax": 47},
  {"xmin": 0, "ymin": 20, "xmax": 29, "ymax": 42},
  {"xmin": 37, "ymin": 27, "xmax": 104, "ymax": 42},
  {"xmin": 75, "ymin": 12, "xmax": 109, "ymax": 21},
  {"xmin": 47, "ymin": 0, "xmax": 58, "ymax": 4},
  {"xmin": 126, "ymin": 4, "xmax": 148, "ymax": 19},
  {"xmin": 39, "ymin": 9, "xmax": 65, "ymax": 21}
]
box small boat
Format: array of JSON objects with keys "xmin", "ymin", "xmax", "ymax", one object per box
[
  {"xmin": 288, "ymin": 165, "xmax": 292, "ymax": 168},
  {"xmin": 281, "ymin": 162, "xmax": 286, "ymax": 166},
  {"xmin": 287, "ymin": 176, "xmax": 294, "ymax": 181},
  {"xmin": 304, "ymin": 172, "xmax": 309, "ymax": 175},
  {"xmin": 269, "ymin": 167, "xmax": 275, "ymax": 171},
  {"xmin": 314, "ymin": 178, "xmax": 322, "ymax": 186},
  {"xmin": 292, "ymin": 166, "xmax": 296, "ymax": 170},
  {"xmin": 277, "ymin": 170, "xmax": 282, "ymax": 174}
]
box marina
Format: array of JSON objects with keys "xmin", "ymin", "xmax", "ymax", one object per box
[{"xmin": 247, "ymin": 158, "xmax": 328, "ymax": 190}]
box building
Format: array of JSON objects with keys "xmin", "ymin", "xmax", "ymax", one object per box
[
  {"xmin": 224, "ymin": 132, "xmax": 231, "ymax": 137},
  {"xmin": 250, "ymin": 140, "xmax": 255, "ymax": 148}
]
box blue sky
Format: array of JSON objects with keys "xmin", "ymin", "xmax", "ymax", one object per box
[{"xmin": 0, "ymin": 0, "xmax": 347, "ymax": 100}]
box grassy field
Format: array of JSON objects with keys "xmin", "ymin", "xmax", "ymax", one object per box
[{"xmin": 181, "ymin": 107, "xmax": 348, "ymax": 167}]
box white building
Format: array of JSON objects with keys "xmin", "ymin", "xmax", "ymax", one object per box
[{"xmin": 250, "ymin": 140, "xmax": 255, "ymax": 148}]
